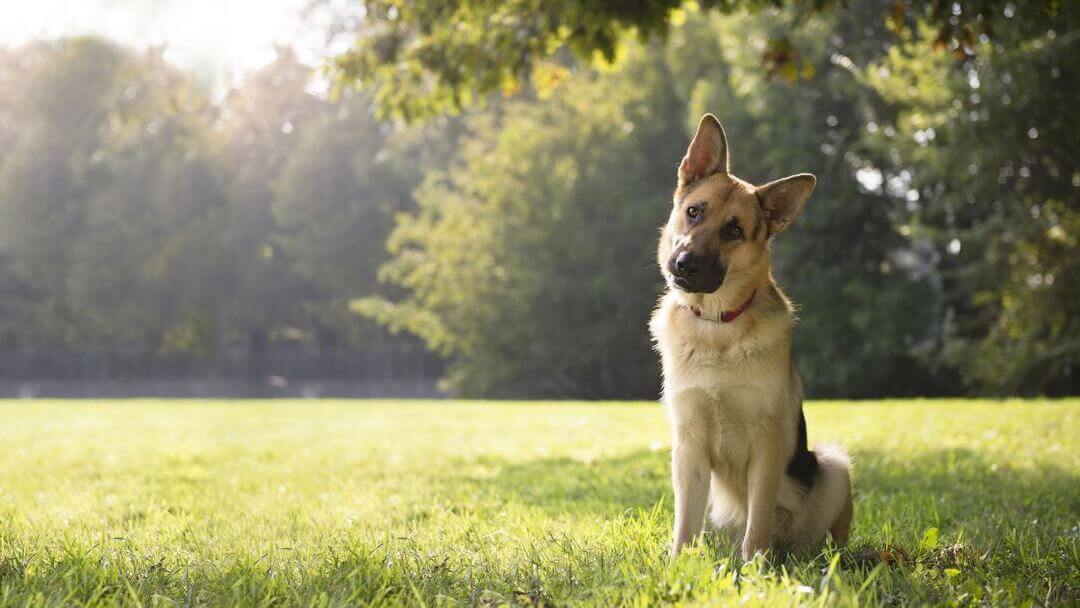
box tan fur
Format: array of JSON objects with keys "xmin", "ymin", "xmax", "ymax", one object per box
[{"xmin": 651, "ymin": 114, "xmax": 852, "ymax": 559}]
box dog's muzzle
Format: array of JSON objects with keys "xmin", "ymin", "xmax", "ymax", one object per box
[{"xmin": 668, "ymin": 251, "xmax": 725, "ymax": 293}]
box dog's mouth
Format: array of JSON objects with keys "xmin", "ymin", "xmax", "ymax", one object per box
[
  {"xmin": 670, "ymin": 274, "xmax": 725, "ymax": 294},
  {"xmin": 671, "ymin": 276, "xmax": 694, "ymax": 291}
]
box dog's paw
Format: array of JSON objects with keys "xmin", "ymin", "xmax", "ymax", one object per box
[{"xmin": 740, "ymin": 539, "xmax": 769, "ymax": 561}]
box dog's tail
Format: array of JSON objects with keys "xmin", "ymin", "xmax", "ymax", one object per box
[{"xmin": 806, "ymin": 443, "xmax": 853, "ymax": 545}]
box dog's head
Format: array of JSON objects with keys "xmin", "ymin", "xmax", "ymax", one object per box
[{"xmin": 659, "ymin": 114, "xmax": 815, "ymax": 304}]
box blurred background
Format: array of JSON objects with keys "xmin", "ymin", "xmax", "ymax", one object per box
[{"xmin": 0, "ymin": 0, "xmax": 1075, "ymax": 399}]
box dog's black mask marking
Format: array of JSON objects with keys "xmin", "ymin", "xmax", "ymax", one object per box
[{"xmin": 667, "ymin": 252, "xmax": 726, "ymax": 294}]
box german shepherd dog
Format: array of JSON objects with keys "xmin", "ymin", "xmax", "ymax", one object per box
[{"xmin": 650, "ymin": 115, "xmax": 853, "ymax": 558}]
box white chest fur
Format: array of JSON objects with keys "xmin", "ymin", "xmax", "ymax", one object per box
[
  {"xmin": 651, "ymin": 294, "xmax": 796, "ymax": 499},
  {"xmin": 653, "ymin": 295, "xmax": 792, "ymax": 411}
]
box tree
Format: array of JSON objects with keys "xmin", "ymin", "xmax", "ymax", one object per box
[
  {"xmin": 358, "ymin": 39, "xmax": 686, "ymax": 397},
  {"xmin": 0, "ymin": 39, "xmax": 230, "ymax": 352},
  {"xmin": 331, "ymin": 0, "xmax": 1066, "ymax": 119},
  {"xmin": 0, "ymin": 9, "xmax": 1074, "ymax": 397},
  {"xmin": 0, "ymin": 38, "xmax": 129, "ymax": 345},
  {"xmin": 859, "ymin": 6, "xmax": 1080, "ymax": 393},
  {"xmin": 72, "ymin": 47, "xmax": 230, "ymax": 352},
  {"xmin": 0, "ymin": 36, "xmax": 448, "ymax": 358},
  {"xmin": 270, "ymin": 92, "xmax": 444, "ymax": 347},
  {"xmin": 359, "ymin": 5, "xmax": 946, "ymax": 398},
  {"xmin": 217, "ymin": 47, "xmax": 326, "ymax": 351}
]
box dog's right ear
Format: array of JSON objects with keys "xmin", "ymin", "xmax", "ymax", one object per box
[{"xmin": 678, "ymin": 114, "xmax": 729, "ymax": 185}]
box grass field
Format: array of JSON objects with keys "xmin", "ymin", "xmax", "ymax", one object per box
[{"xmin": 0, "ymin": 399, "xmax": 1076, "ymax": 607}]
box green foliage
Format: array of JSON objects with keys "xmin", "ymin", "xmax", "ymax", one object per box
[
  {"xmin": 0, "ymin": 399, "xmax": 1076, "ymax": 605},
  {"xmin": 0, "ymin": 39, "xmax": 229, "ymax": 350},
  {"xmin": 364, "ymin": 7, "xmax": 943, "ymax": 397},
  {"xmin": 217, "ymin": 47, "xmax": 327, "ymax": 350},
  {"xmin": 274, "ymin": 96, "xmax": 394, "ymax": 296},
  {"xmin": 0, "ymin": 4, "xmax": 1076, "ymax": 397},
  {"xmin": 0, "ymin": 40, "xmax": 429, "ymax": 355},
  {"xmin": 359, "ymin": 42, "xmax": 685, "ymax": 397},
  {"xmin": 859, "ymin": 5, "xmax": 1080, "ymax": 393},
  {"xmin": 270, "ymin": 95, "xmax": 400, "ymax": 345},
  {"xmin": 332, "ymin": 0, "xmax": 1066, "ymax": 119},
  {"xmin": 361, "ymin": 4, "xmax": 1077, "ymax": 397}
]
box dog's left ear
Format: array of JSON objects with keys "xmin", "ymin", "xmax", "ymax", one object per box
[{"xmin": 757, "ymin": 174, "xmax": 816, "ymax": 236}]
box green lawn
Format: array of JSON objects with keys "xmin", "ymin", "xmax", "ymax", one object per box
[{"xmin": 0, "ymin": 400, "xmax": 1076, "ymax": 607}]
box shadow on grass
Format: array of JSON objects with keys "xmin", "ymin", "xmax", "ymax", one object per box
[
  {"xmin": 462, "ymin": 444, "xmax": 1080, "ymax": 539},
  {"xmin": 850, "ymin": 447, "xmax": 1080, "ymax": 538}
]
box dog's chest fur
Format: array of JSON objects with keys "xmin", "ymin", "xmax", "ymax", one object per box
[{"xmin": 651, "ymin": 289, "xmax": 797, "ymax": 481}]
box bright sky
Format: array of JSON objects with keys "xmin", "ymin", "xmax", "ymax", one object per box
[{"xmin": 0, "ymin": 0, "xmax": 344, "ymax": 93}]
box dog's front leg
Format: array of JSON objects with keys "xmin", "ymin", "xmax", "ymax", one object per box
[
  {"xmin": 671, "ymin": 431, "xmax": 710, "ymax": 555},
  {"xmin": 742, "ymin": 430, "xmax": 783, "ymax": 559}
]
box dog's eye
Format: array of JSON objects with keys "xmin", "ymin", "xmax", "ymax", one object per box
[
  {"xmin": 724, "ymin": 220, "xmax": 743, "ymax": 240},
  {"xmin": 686, "ymin": 205, "xmax": 701, "ymax": 220}
]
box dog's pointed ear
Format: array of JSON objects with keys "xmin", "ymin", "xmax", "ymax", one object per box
[
  {"xmin": 757, "ymin": 173, "xmax": 816, "ymax": 236},
  {"xmin": 678, "ymin": 114, "xmax": 729, "ymax": 185}
]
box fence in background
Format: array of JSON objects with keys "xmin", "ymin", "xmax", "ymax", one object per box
[{"xmin": 0, "ymin": 346, "xmax": 443, "ymax": 398}]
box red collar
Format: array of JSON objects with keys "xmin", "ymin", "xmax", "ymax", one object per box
[{"xmin": 687, "ymin": 290, "xmax": 756, "ymax": 323}]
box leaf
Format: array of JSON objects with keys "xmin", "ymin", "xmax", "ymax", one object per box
[
  {"xmin": 532, "ymin": 62, "xmax": 570, "ymax": 100},
  {"xmin": 944, "ymin": 568, "xmax": 961, "ymax": 577},
  {"xmin": 669, "ymin": 7, "xmax": 688, "ymax": 27},
  {"xmin": 920, "ymin": 527, "xmax": 939, "ymax": 550}
]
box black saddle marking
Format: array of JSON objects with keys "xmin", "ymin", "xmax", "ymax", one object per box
[{"xmin": 786, "ymin": 407, "xmax": 819, "ymax": 489}]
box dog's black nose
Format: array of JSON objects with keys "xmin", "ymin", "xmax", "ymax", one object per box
[{"xmin": 674, "ymin": 251, "xmax": 699, "ymax": 276}]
